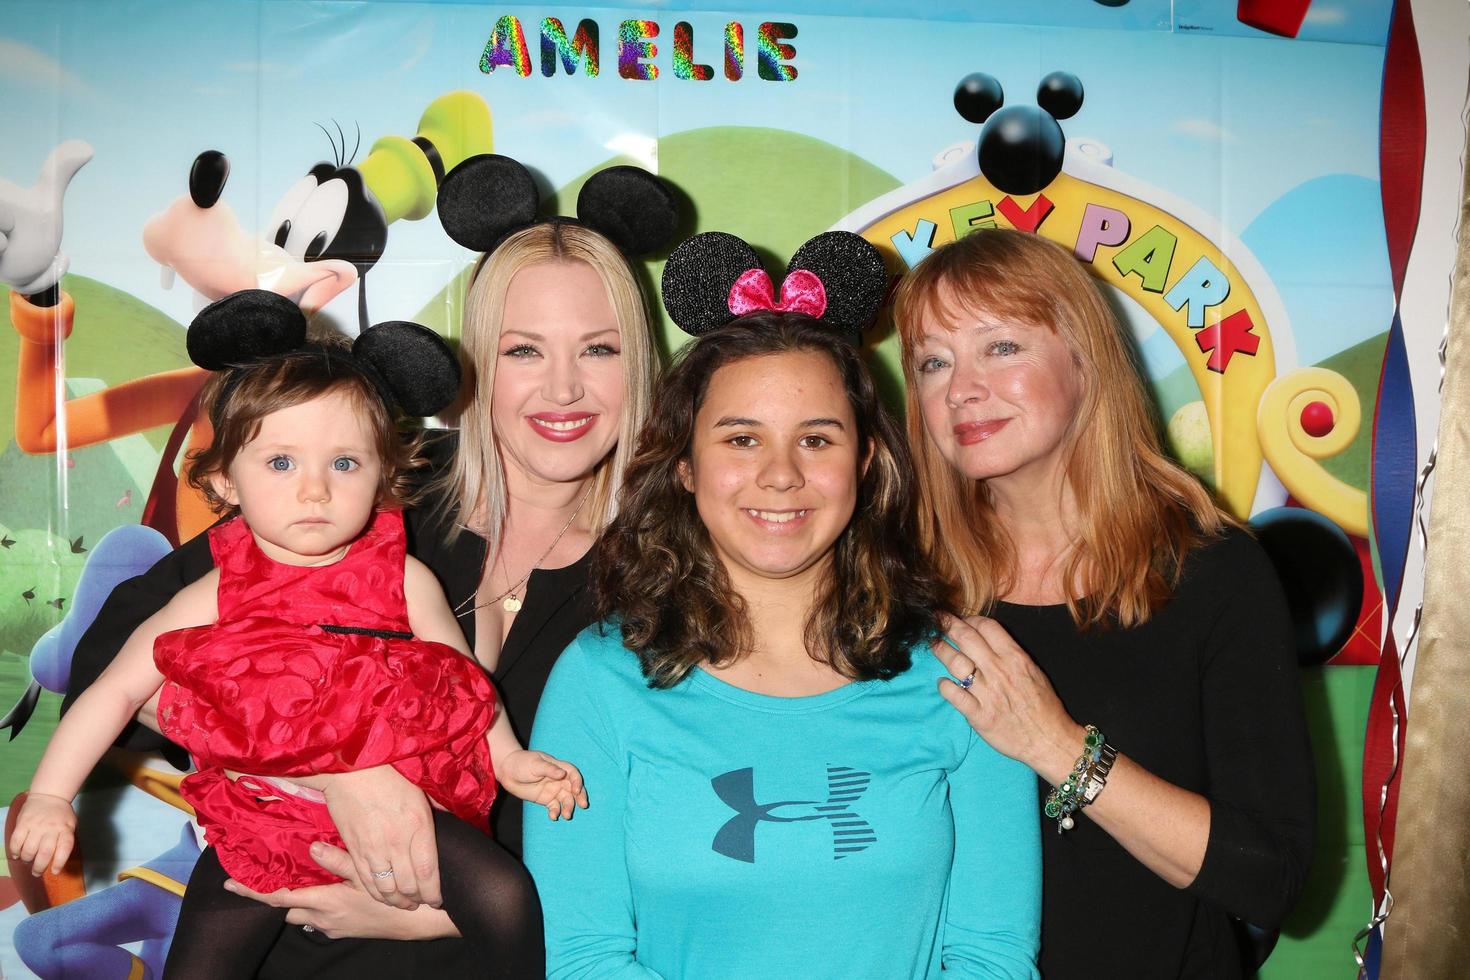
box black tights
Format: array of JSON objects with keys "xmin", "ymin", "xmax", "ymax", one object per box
[{"xmin": 163, "ymin": 810, "xmax": 543, "ymax": 979}]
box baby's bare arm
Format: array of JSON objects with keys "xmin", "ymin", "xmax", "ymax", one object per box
[
  {"xmin": 30, "ymin": 570, "xmax": 218, "ymax": 800},
  {"xmin": 403, "ymin": 556, "xmax": 472, "ymax": 657},
  {"xmin": 11, "ymin": 572, "xmax": 217, "ymax": 873},
  {"xmin": 401, "ymin": 557, "xmax": 523, "ymax": 763}
]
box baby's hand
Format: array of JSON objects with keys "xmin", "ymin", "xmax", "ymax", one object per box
[
  {"xmin": 8, "ymin": 792, "xmax": 77, "ymax": 876},
  {"xmin": 497, "ymin": 750, "xmax": 588, "ymax": 820}
]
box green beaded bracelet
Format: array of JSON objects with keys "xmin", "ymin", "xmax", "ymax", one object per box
[{"xmin": 1043, "ymin": 725, "xmax": 1116, "ymax": 833}]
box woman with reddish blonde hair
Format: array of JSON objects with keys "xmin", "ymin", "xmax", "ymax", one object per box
[{"xmin": 894, "ymin": 228, "xmax": 1314, "ymax": 979}]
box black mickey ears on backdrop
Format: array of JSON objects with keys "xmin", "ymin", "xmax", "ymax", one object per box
[
  {"xmin": 660, "ymin": 229, "xmax": 888, "ymax": 340},
  {"xmin": 953, "ymin": 71, "xmax": 1084, "ymax": 125},
  {"xmin": 188, "ymin": 289, "xmax": 461, "ymax": 418},
  {"xmin": 1037, "ymin": 71, "xmax": 1085, "ymax": 121},
  {"xmin": 435, "ymin": 153, "xmax": 679, "ymax": 257},
  {"xmin": 953, "ymin": 70, "xmax": 1085, "ymax": 197},
  {"xmin": 953, "ymin": 72, "xmax": 1006, "ymax": 125}
]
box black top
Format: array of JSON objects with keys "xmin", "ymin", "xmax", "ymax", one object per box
[
  {"xmin": 990, "ymin": 528, "xmax": 1314, "ymax": 980},
  {"xmin": 63, "ymin": 431, "xmax": 596, "ymax": 977}
]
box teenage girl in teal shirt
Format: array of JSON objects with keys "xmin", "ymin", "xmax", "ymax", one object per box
[{"xmin": 525, "ymin": 301, "xmax": 1040, "ymax": 979}]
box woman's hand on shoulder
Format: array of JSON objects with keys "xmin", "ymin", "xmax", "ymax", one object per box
[
  {"xmin": 931, "ymin": 613, "xmax": 1085, "ymax": 784},
  {"xmin": 223, "ymin": 841, "xmax": 458, "ymax": 940},
  {"xmin": 498, "ymin": 749, "xmax": 589, "ymax": 820}
]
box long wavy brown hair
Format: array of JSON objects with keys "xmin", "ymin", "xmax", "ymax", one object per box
[
  {"xmin": 892, "ymin": 228, "xmax": 1228, "ymax": 628},
  {"xmin": 594, "ymin": 313, "xmax": 944, "ymax": 688}
]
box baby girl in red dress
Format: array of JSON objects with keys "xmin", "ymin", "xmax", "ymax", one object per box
[{"xmin": 11, "ymin": 303, "xmax": 584, "ymax": 978}]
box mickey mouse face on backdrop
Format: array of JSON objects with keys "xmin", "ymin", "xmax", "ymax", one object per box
[
  {"xmin": 187, "ymin": 289, "xmax": 461, "ymax": 419},
  {"xmin": 434, "ymin": 153, "xmax": 679, "ymax": 258},
  {"xmin": 660, "ymin": 230, "xmax": 889, "ymax": 341},
  {"xmin": 954, "ymin": 71, "xmax": 1085, "ymax": 196}
]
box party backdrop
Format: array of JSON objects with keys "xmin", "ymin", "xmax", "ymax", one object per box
[{"xmin": 0, "ymin": 1, "xmax": 1457, "ymax": 976}]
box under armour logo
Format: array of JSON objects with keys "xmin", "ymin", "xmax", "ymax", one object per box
[{"xmin": 710, "ymin": 765, "xmax": 876, "ymax": 863}]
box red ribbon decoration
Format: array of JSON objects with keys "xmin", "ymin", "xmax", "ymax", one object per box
[{"xmin": 727, "ymin": 268, "xmax": 827, "ymax": 318}]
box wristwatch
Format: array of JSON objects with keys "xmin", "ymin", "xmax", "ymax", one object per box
[{"xmin": 1081, "ymin": 743, "xmax": 1118, "ymax": 804}]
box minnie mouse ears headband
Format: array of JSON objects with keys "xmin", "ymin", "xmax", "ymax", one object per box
[
  {"xmin": 660, "ymin": 231, "xmax": 888, "ymax": 339},
  {"xmin": 435, "ymin": 154, "xmax": 679, "ymax": 257},
  {"xmin": 187, "ymin": 290, "xmax": 461, "ymax": 418}
]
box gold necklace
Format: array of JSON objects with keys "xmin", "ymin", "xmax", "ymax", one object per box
[{"xmin": 466, "ymin": 484, "xmax": 594, "ymax": 614}]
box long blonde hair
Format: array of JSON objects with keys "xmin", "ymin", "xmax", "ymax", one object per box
[
  {"xmin": 892, "ymin": 228, "xmax": 1228, "ymax": 627},
  {"xmin": 443, "ymin": 221, "xmax": 656, "ymax": 552}
]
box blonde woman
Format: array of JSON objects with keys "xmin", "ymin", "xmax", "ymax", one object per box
[
  {"xmin": 895, "ymin": 228, "xmax": 1314, "ymax": 979},
  {"xmin": 62, "ymin": 168, "xmax": 675, "ymax": 977}
]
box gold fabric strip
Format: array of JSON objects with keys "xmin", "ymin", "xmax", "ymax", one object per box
[
  {"xmin": 116, "ymin": 864, "xmax": 189, "ymax": 899},
  {"xmin": 1380, "ymin": 116, "xmax": 1470, "ymax": 979}
]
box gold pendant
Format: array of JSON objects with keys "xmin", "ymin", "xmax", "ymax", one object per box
[{"xmin": 503, "ymin": 594, "xmax": 523, "ymax": 613}]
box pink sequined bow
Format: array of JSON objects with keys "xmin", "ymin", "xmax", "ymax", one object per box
[{"xmin": 726, "ymin": 268, "xmax": 828, "ymax": 318}]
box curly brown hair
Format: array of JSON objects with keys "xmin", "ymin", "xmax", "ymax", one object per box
[
  {"xmin": 593, "ymin": 312, "xmax": 946, "ymax": 689},
  {"xmin": 186, "ymin": 340, "xmax": 424, "ymax": 517}
]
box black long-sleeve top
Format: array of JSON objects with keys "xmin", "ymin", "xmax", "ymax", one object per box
[
  {"xmin": 62, "ymin": 431, "xmax": 595, "ymax": 978},
  {"xmin": 990, "ymin": 528, "xmax": 1314, "ymax": 979}
]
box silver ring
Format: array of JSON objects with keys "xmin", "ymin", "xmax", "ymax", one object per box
[
  {"xmin": 957, "ymin": 670, "xmax": 976, "ymax": 690},
  {"xmin": 301, "ymin": 924, "xmax": 316, "ymax": 933},
  {"xmin": 370, "ymin": 867, "xmax": 395, "ymax": 880}
]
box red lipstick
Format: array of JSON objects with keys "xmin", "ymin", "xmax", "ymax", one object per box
[
  {"xmin": 527, "ymin": 412, "xmax": 598, "ymax": 443},
  {"xmin": 953, "ymin": 418, "xmax": 1010, "ymax": 446}
]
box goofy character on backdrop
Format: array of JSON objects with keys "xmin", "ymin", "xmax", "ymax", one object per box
[
  {"xmin": 2, "ymin": 90, "xmax": 492, "ymax": 547},
  {"xmin": 0, "ymin": 91, "xmax": 492, "ymax": 979}
]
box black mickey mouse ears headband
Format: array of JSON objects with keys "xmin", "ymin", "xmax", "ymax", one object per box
[
  {"xmin": 660, "ymin": 231, "xmax": 888, "ymax": 340},
  {"xmin": 435, "ymin": 154, "xmax": 679, "ymax": 257},
  {"xmin": 187, "ymin": 290, "xmax": 461, "ymax": 419}
]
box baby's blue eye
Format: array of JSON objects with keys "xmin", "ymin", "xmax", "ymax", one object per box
[
  {"xmin": 268, "ymin": 456, "xmax": 293, "ymax": 472},
  {"xmin": 332, "ymin": 457, "xmax": 359, "ymax": 472}
]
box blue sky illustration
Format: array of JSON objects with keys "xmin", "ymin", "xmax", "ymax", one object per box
[{"xmin": 1, "ymin": 1, "xmax": 1392, "ymax": 363}]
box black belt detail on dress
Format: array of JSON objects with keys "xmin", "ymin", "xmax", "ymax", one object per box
[{"xmin": 318, "ymin": 624, "xmax": 415, "ymax": 640}]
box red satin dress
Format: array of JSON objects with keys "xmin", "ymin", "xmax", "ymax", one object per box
[{"xmin": 154, "ymin": 509, "xmax": 497, "ymax": 892}]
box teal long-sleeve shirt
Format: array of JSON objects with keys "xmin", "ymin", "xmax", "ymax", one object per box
[{"xmin": 524, "ymin": 624, "xmax": 1041, "ymax": 980}]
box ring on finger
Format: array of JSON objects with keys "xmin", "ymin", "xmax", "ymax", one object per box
[
  {"xmin": 300, "ymin": 922, "xmax": 333, "ymax": 944},
  {"xmin": 370, "ymin": 867, "xmax": 396, "ymax": 880},
  {"xmin": 957, "ymin": 670, "xmax": 977, "ymax": 690}
]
